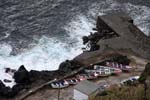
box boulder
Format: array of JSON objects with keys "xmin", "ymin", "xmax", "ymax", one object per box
[
  {"xmin": 29, "ymin": 70, "xmax": 41, "ymax": 82},
  {"xmin": 5, "ymin": 68, "xmax": 11, "ymax": 73},
  {"xmin": 3, "ymin": 79, "xmax": 12, "ymax": 83},
  {"xmin": 59, "ymin": 60, "xmax": 72, "ymax": 73},
  {"xmin": 13, "ymin": 65, "xmax": 31, "ymax": 84},
  {"xmin": 82, "ymin": 36, "xmax": 89, "ymax": 45},
  {"xmin": 0, "ymin": 80, "xmax": 18, "ymax": 98},
  {"xmin": 90, "ymin": 42, "xmax": 100, "ymax": 51},
  {"xmin": 0, "ymin": 87, "xmax": 17, "ymax": 98},
  {"xmin": 12, "ymin": 84, "xmax": 24, "ymax": 94},
  {"xmin": 0, "ymin": 80, "xmax": 5, "ymax": 94}
]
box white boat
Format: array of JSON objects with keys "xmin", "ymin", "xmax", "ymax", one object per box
[
  {"xmin": 93, "ymin": 65, "xmax": 122, "ymax": 75},
  {"xmin": 85, "ymin": 69, "xmax": 111, "ymax": 77},
  {"xmin": 50, "ymin": 80, "xmax": 69, "ymax": 89},
  {"xmin": 66, "ymin": 79, "xmax": 80, "ymax": 85},
  {"xmin": 105, "ymin": 62, "xmax": 132, "ymax": 72},
  {"xmin": 120, "ymin": 76, "xmax": 139, "ymax": 85},
  {"xmin": 76, "ymin": 73, "xmax": 98, "ymax": 80}
]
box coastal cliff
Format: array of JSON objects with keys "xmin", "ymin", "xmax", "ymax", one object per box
[{"xmin": 74, "ymin": 13, "xmax": 150, "ymax": 66}]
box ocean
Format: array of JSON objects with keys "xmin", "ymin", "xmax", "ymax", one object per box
[{"xmin": 0, "ymin": 0, "xmax": 150, "ymax": 87}]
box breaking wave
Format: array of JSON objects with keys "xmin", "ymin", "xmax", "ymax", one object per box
[
  {"xmin": 0, "ymin": 0, "xmax": 150, "ymax": 87},
  {"xmin": 88, "ymin": 0, "xmax": 150, "ymax": 36}
]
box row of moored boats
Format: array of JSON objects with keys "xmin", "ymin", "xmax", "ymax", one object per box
[{"xmin": 50, "ymin": 62, "xmax": 133, "ymax": 89}]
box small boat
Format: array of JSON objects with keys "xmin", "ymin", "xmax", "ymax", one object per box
[
  {"xmin": 120, "ymin": 76, "xmax": 139, "ymax": 85},
  {"xmin": 66, "ymin": 79, "xmax": 80, "ymax": 85},
  {"xmin": 129, "ymin": 76, "xmax": 139, "ymax": 81},
  {"xmin": 109, "ymin": 68, "xmax": 122, "ymax": 75},
  {"xmin": 50, "ymin": 80, "xmax": 69, "ymax": 89},
  {"xmin": 85, "ymin": 69, "xmax": 111, "ymax": 77},
  {"xmin": 76, "ymin": 73, "xmax": 98, "ymax": 80},
  {"xmin": 86, "ymin": 73, "xmax": 98, "ymax": 80},
  {"xmin": 93, "ymin": 65, "xmax": 122, "ymax": 75},
  {"xmin": 105, "ymin": 62, "xmax": 132, "ymax": 72}
]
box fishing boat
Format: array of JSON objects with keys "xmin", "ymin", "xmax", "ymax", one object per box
[
  {"xmin": 66, "ymin": 78, "xmax": 80, "ymax": 85},
  {"xmin": 105, "ymin": 62, "xmax": 132, "ymax": 72},
  {"xmin": 50, "ymin": 80, "xmax": 69, "ymax": 89},
  {"xmin": 93, "ymin": 65, "xmax": 122, "ymax": 75},
  {"xmin": 120, "ymin": 76, "xmax": 139, "ymax": 85},
  {"xmin": 85, "ymin": 69, "xmax": 111, "ymax": 77},
  {"xmin": 76, "ymin": 73, "xmax": 98, "ymax": 80}
]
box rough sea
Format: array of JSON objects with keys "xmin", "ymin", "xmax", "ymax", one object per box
[{"xmin": 0, "ymin": 0, "xmax": 150, "ymax": 87}]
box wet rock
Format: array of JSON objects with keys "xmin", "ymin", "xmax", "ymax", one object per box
[
  {"xmin": 0, "ymin": 80, "xmax": 5, "ymax": 93},
  {"xmin": 29, "ymin": 70, "xmax": 41, "ymax": 82},
  {"xmin": 29, "ymin": 70, "xmax": 58, "ymax": 82},
  {"xmin": 0, "ymin": 80, "xmax": 18, "ymax": 98},
  {"xmin": 82, "ymin": 36, "xmax": 89, "ymax": 45},
  {"xmin": 5, "ymin": 68, "xmax": 11, "ymax": 73},
  {"xmin": 1, "ymin": 87, "xmax": 17, "ymax": 98},
  {"xmin": 13, "ymin": 65, "xmax": 31, "ymax": 84},
  {"xmin": 12, "ymin": 84, "xmax": 25, "ymax": 94},
  {"xmin": 90, "ymin": 42, "xmax": 100, "ymax": 51},
  {"xmin": 3, "ymin": 79, "xmax": 12, "ymax": 83}
]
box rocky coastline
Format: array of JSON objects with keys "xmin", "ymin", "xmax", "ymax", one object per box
[
  {"xmin": 0, "ymin": 60, "xmax": 82, "ymax": 98},
  {"xmin": 0, "ymin": 13, "xmax": 150, "ymax": 99}
]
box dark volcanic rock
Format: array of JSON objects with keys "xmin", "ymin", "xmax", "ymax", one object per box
[
  {"xmin": 59, "ymin": 60, "xmax": 72, "ymax": 73},
  {"xmin": 0, "ymin": 80, "xmax": 5, "ymax": 93},
  {"xmin": 13, "ymin": 65, "xmax": 31, "ymax": 84},
  {"xmin": 29, "ymin": 70, "xmax": 58, "ymax": 82},
  {"xmin": 12, "ymin": 84, "xmax": 25, "ymax": 94},
  {"xmin": 90, "ymin": 42, "xmax": 100, "ymax": 51},
  {"xmin": 0, "ymin": 80, "xmax": 18, "ymax": 98},
  {"xmin": 82, "ymin": 36, "xmax": 89, "ymax": 45},
  {"xmin": 74, "ymin": 13, "xmax": 150, "ymax": 66}
]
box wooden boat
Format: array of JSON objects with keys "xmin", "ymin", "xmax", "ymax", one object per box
[
  {"xmin": 76, "ymin": 73, "xmax": 98, "ymax": 80},
  {"xmin": 105, "ymin": 62, "xmax": 132, "ymax": 72},
  {"xmin": 85, "ymin": 68, "xmax": 112, "ymax": 77},
  {"xmin": 120, "ymin": 76, "xmax": 139, "ymax": 85},
  {"xmin": 50, "ymin": 80, "xmax": 69, "ymax": 89},
  {"xmin": 66, "ymin": 79, "xmax": 80, "ymax": 85},
  {"xmin": 93, "ymin": 65, "xmax": 122, "ymax": 75}
]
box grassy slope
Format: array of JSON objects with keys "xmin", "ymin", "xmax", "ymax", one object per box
[{"xmin": 90, "ymin": 85, "xmax": 144, "ymax": 100}]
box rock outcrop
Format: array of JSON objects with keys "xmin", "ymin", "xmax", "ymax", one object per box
[
  {"xmin": 74, "ymin": 13, "xmax": 150, "ymax": 66},
  {"xmin": 58, "ymin": 60, "xmax": 82, "ymax": 73},
  {"xmin": 13, "ymin": 65, "xmax": 31, "ymax": 84}
]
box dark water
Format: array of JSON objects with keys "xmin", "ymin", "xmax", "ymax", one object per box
[
  {"xmin": 0, "ymin": 0, "xmax": 149, "ymax": 54},
  {"xmin": 0, "ymin": 0, "xmax": 150, "ymax": 87},
  {"xmin": 0, "ymin": 0, "xmax": 100, "ymax": 54}
]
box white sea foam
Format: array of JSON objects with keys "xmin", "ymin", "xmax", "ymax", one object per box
[
  {"xmin": 89, "ymin": 0, "xmax": 150, "ymax": 36},
  {"xmin": 0, "ymin": 0, "xmax": 150, "ymax": 87},
  {"xmin": 0, "ymin": 15, "xmax": 94, "ymax": 87}
]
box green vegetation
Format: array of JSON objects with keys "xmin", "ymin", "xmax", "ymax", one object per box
[
  {"xmin": 90, "ymin": 85, "xmax": 144, "ymax": 100},
  {"xmin": 90, "ymin": 63, "xmax": 150, "ymax": 100},
  {"xmin": 111, "ymin": 55, "xmax": 130, "ymax": 65},
  {"xmin": 139, "ymin": 63, "xmax": 150, "ymax": 83}
]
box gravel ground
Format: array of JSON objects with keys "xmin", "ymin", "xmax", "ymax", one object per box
[{"xmin": 25, "ymin": 86, "xmax": 74, "ymax": 100}]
